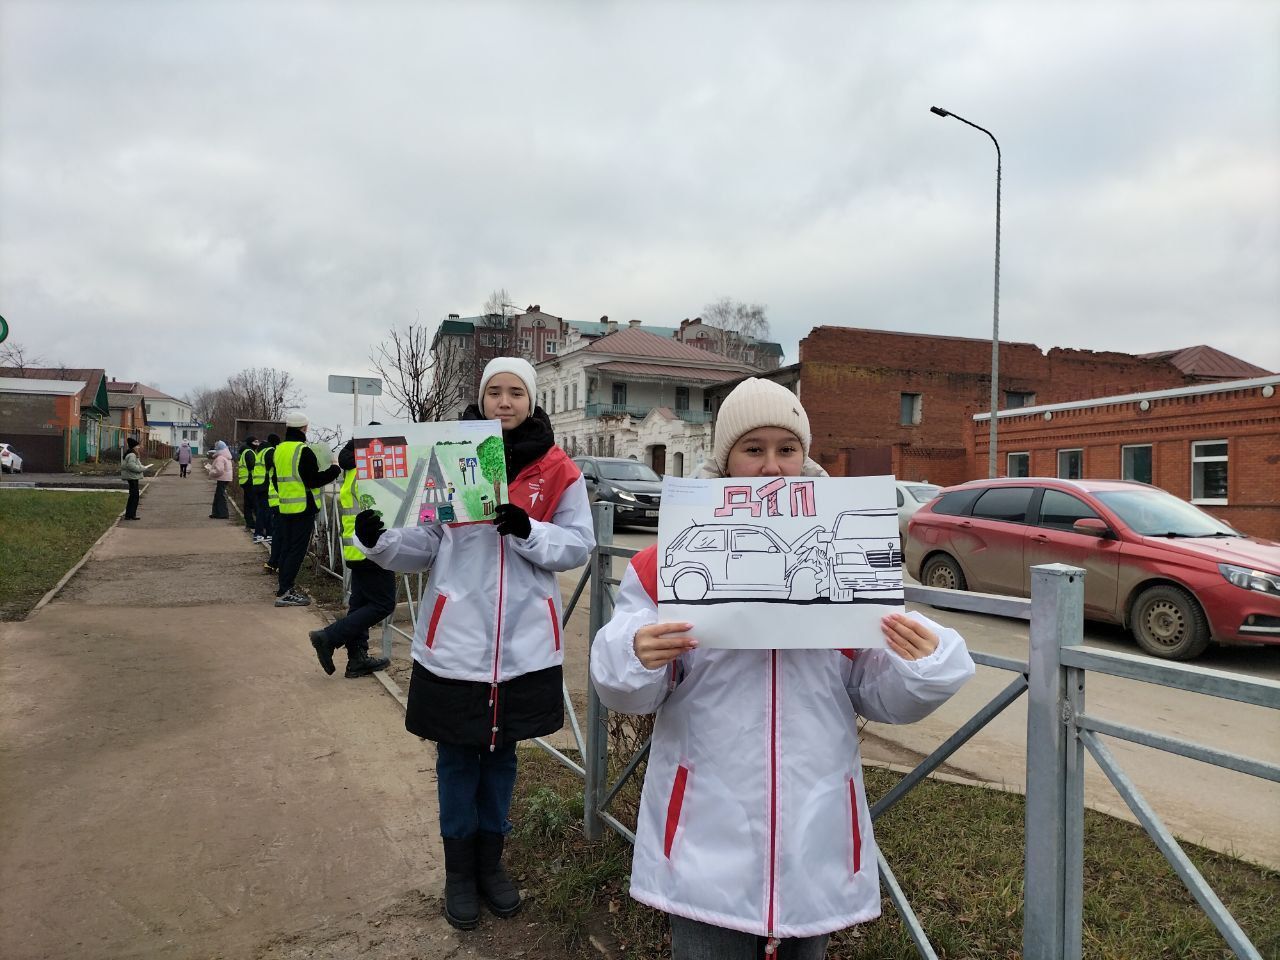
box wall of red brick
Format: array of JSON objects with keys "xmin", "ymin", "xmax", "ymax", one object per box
[
  {"xmin": 797, "ymin": 326, "xmax": 1190, "ymax": 479},
  {"xmin": 971, "ymin": 381, "xmax": 1280, "ymax": 539}
]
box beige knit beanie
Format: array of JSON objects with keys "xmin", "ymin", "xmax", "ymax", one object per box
[{"xmin": 711, "ymin": 377, "xmax": 812, "ymax": 470}]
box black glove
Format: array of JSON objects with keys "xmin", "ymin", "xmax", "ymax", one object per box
[
  {"xmin": 337, "ymin": 439, "xmax": 356, "ymax": 471},
  {"xmin": 354, "ymin": 509, "xmax": 385, "ymax": 548},
  {"xmin": 494, "ymin": 502, "xmax": 532, "ymax": 539}
]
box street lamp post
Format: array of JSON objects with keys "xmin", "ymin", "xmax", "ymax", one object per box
[{"xmin": 931, "ymin": 105, "xmax": 1002, "ymax": 478}]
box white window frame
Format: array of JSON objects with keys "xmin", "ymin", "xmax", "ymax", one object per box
[
  {"xmin": 1121, "ymin": 444, "xmax": 1153, "ymax": 485},
  {"xmin": 545, "ymin": 341, "xmax": 558, "ymax": 354},
  {"xmin": 900, "ymin": 392, "xmax": 922, "ymax": 425},
  {"xmin": 1190, "ymin": 439, "xmax": 1229, "ymax": 505},
  {"xmin": 1056, "ymin": 448, "xmax": 1083, "ymax": 480},
  {"xmin": 1007, "ymin": 452, "xmax": 1030, "ymax": 478}
]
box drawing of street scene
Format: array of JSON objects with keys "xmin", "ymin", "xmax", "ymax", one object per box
[{"xmin": 352, "ymin": 421, "xmax": 507, "ymax": 528}]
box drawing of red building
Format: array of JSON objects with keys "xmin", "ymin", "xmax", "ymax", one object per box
[{"xmin": 355, "ymin": 436, "xmax": 409, "ymax": 480}]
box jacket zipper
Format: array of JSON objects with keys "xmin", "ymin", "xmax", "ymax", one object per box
[
  {"xmin": 766, "ymin": 649, "xmax": 779, "ymax": 951},
  {"xmin": 488, "ymin": 536, "xmax": 507, "ymax": 753}
]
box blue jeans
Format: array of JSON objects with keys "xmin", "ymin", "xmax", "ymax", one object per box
[{"xmin": 436, "ymin": 742, "xmax": 518, "ymax": 839}]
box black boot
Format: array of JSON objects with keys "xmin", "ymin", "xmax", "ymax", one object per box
[
  {"xmin": 475, "ymin": 830, "xmax": 521, "ymax": 917},
  {"xmin": 441, "ymin": 835, "xmax": 481, "ymax": 930},
  {"xmin": 309, "ymin": 630, "xmax": 336, "ymax": 675},
  {"xmin": 344, "ymin": 645, "xmax": 390, "ymax": 678}
]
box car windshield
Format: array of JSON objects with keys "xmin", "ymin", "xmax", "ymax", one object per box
[
  {"xmin": 905, "ymin": 484, "xmax": 941, "ymax": 503},
  {"xmin": 598, "ymin": 461, "xmax": 660, "ymax": 481},
  {"xmin": 1093, "ymin": 489, "xmax": 1239, "ymax": 537},
  {"xmin": 833, "ymin": 511, "xmax": 898, "ymax": 540}
]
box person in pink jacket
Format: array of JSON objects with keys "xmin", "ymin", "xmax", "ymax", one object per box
[
  {"xmin": 590, "ymin": 379, "xmax": 976, "ymax": 960},
  {"xmin": 208, "ymin": 440, "xmax": 234, "ymax": 519}
]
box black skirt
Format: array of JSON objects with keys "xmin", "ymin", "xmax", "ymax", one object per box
[{"xmin": 405, "ymin": 659, "xmax": 564, "ymax": 749}]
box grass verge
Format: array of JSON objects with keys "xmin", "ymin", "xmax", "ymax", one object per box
[
  {"xmin": 0, "ymin": 489, "xmax": 127, "ymax": 619},
  {"xmin": 506, "ymin": 747, "xmax": 1280, "ymax": 959}
]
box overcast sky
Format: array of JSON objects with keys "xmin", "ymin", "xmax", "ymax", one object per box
[{"xmin": 2, "ymin": 0, "xmax": 1277, "ymax": 436}]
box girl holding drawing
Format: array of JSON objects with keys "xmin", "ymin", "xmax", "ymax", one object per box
[
  {"xmin": 590, "ymin": 377, "xmax": 975, "ymax": 960},
  {"xmin": 354, "ymin": 356, "xmax": 594, "ymax": 931}
]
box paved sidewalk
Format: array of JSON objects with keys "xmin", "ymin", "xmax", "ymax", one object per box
[{"xmin": 0, "ymin": 468, "xmax": 498, "ymax": 959}]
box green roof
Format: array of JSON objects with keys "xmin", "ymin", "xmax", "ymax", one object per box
[
  {"xmin": 757, "ymin": 341, "xmax": 784, "ymax": 355},
  {"xmin": 438, "ymin": 319, "xmax": 475, "ymax": 335}
]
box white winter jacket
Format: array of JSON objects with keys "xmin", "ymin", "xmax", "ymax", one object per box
[
  {"xmin": 590, "ymin": 548, "xmax": 976, "ymax": 939},
  {"xmin": 365, "ymin": 445, "xmax": 594, "ymax": 682}
]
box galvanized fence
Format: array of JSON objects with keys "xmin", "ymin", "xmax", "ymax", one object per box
[{"xmin": 309, "ymin": 498, "xmax": 1278, "ymax": 958}]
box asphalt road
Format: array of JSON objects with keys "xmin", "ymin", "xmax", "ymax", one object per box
[{"xmin": 601, "ymin": 527, "xmax": 1280, "ymax": 868}]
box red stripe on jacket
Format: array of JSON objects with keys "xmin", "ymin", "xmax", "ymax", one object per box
[
  {"xmin": 631, "ymin": 544, "xmax": 659, "ymax": 605},
  {"xmin": 508, "ymin": 445, "xmax": 581, "ymax": 523}
]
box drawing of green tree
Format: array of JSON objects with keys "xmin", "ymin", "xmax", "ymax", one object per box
[{"xmin": 477, "ymin": 435, "xmax": 507, "ymax": 505}]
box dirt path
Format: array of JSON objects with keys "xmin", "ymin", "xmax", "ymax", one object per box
[{"xmin": 0, "ymin": 468, "xmax": 503, "ymax": 959}]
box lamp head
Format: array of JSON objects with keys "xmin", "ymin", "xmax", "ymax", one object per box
[{"xmin": 930, "ymin": 106, "xmax": 950, "ymax": 117}]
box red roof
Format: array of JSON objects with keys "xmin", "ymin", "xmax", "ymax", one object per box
[
  {"xmin": 1138, "ymin": 345, "xmax": 1272, "ymax": 380},
  {"xmin": 592, "ymin": 361, "xmax": 746, "ymax": 383},
  {"xmin": 583, "ymin": 327, "xmax": 752, "ymax": 369},
  {"xmin": 0, "ymin": 366, "xmax": 108, "ymax": 411}
]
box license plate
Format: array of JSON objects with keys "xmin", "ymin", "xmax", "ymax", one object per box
[{"xmin": 644, "ymin": 510, "xmax": 658, "ymax": 518}]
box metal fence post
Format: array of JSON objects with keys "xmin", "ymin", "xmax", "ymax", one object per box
[
  {"xmin": 1024, "ymin": 563, "xmax": 1086, "ymax": 960},
  {"xmin": 583, "ymin": 501, "xmax": 614, "ymax": 842}
]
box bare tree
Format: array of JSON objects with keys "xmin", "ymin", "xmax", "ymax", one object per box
[
  {"xmin": 370, "ymin": 320, "xmax": 478, "ymax": 422},
  {"xmin": 0, "ymin": 341, "xmax": 48, "ymax": 374},
  {"xmin": 183, "ymin": 368, "xmax": 300, "ymax": 445},
  {"xmin": 479, "ymin": 287, "xmax": 519, "ymax": 359},
  {"xmin": 700, "ymin": 297, "xmax": 772, "ymax": 366}
]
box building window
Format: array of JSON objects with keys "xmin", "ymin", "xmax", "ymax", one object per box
[
  {"xmin": 1004, "ymin": 391, "xmax": 1036, "ymax": 409},
  {"xmin": 519, "ymin": 337, "xmax": 531, "ymax": 351},
  {"xmin": 1122, "ymin": 444, "xmax": 1153, "ymax": 485},
  {"xmin": 572, "ymin": 382, "xmax": 578, "ymax": 408},
  {"xmin": 545, "ymin": 341, "xmax": 558, "ymax": 354},
  {"xmin": 608, "ymin": 435, "xmax": 616, "ymax": 457},
  {"xmin": 675, "ymin": 386, "xmax": 690, "ymax": 411},
  {"xmin": 703, "ymin": 395, "xmax": 712, "ymax": 412},
  {"xmin": 612, "ymin": 382, "xmax": 627, "ymax": 406},
  {"xmin": 563, "ymin": 385, "xmax": 570, "ymax": 410},
  {"xmin": 1057, "ymin": 448, "xmax": 1083, "ymax": 480},
  {"xmin": 549, "ymin": 390, "xmax": 556, "ymax": 414},
  {"xmin": 144, "ymin": 403, "xmax": 151, "ymax": 415},
  {"xmin": 1191, "ymin": 440, "xmax": 1228, "ymax": 504},
  {"xmin": 900, "ymin": 393, "xmax": 922, "ymax": 425},
  {"xmin": 1007, "ymin": 452, "xmax": 1030, "ymax": 477},
  {"xmin": 673, "ymin": 452, "xmax": 685, "ymax": 476}
]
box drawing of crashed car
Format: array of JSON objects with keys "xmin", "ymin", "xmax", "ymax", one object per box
[
  {"xmin": 661, "ymin": 523, "xmax": 827, "ymax": 602},
  {"xmin": 818, "ymin": 508, "xmax": 903, "ymax": 602}
]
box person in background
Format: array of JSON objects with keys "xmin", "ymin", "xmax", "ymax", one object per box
[
  {"xmin": 175, "ymin": 443, "xmax": 192, "ymax": 478},
  {"xmin": 271, "ymin": 414, "xmax": 340, "ymax": 607},
  {"xmin": 253, "ymin": 435, "xmax": 274, "ymax": 545},
  {"xmin": 355, "ymin": 357, "xmax": 594, "ymax": 931},
  {"xmin": 208, "ymin": 440, "xmax": 234, "ymax": 520},
  {"xmin": 590, "ymin": 378, "xmax": 976, "ymax": 960},
  {"xmin": 307, "ymin": 430, "xmax": 393, "ymax": 679},
  {"xmin": 120, "ymin": 437, "xmax": 147, "ymax": 520},
  {"xmin": 263, "ymin": 432, "xmax": 283, "ymax": 576},
  {"xmin": 237, "ymin": 437, "xmax": 262, "ymax": 532}
]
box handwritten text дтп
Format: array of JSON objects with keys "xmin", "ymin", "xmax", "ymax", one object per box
[{"xmin": 713, "ymin": 479, "xmax": 817, "ymax": 518}]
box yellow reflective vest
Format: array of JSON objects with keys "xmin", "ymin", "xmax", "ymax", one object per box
[
  {"xmin": 272, "ymin": 441, "xmax": 317, "ymax": 515},
  {"xmin": 237, "ymin": 448, "xmax": 252, "ymax": 485},
  {"xmin": 239, "ymin": 447, "xmax": 268, "ymax": 485},
  {"xmin": 339, "ymin": 469, "xmax": 364, "ymax": 562},
  {"xmin": 265, "ymin": 446, "xmax": 280, "ymax": 509}
]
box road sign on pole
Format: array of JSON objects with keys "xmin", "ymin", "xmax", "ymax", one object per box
[
  {"xmin": 0, "ymin": 315, "xmax": 8, "ymax": 344},
  {"xmin": 327, "ymin": 375, "xmax": 383, "ymax": 427}
]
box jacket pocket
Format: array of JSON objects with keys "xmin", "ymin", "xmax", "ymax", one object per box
[
  {"xmin": 664, "ymin": 764, "xmax": 690, "ymax": 859},
  {"xmin": 547, "ymin": 598, "xmax": 561, "ymax": 652},
  {"xmin": 425, "ymin": 594, "xmax": 448, "ymax": 650},
  {"xmin": 848, "ymin": 777, "xmax": 862, "ymax": 875}
]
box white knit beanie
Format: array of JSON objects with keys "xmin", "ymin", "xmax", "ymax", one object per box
[
  {"xmin": 712, "ymin": 377, "xmax": 811, "ymax": 470},
  {"xmin": 285, "ymin": 412, "xmax": 308, "ymax": 429},
  {"xmin": 477, "ymin": 356, "xmax": 537, "ymax": 408}
]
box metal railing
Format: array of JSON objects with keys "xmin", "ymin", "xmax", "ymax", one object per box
[{"xmin": 309, "ymin": 497, "xmax": 1278, "ymax": 958}]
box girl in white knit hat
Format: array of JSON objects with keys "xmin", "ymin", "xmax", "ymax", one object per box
[
  {"xmin": 590, "ymin": 377, "xmax": 975, "ymax": 959},
  {"xmin": 355, "ymin": 356, "xmax": 595, "ymax": 931}
]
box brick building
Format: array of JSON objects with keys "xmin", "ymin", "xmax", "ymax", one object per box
[
  {"xmin": 971, "ymin": 375, "xmax": 1280, "ymax": 540},
  {"xmin": 788, "ymin": 327, "xmax": 1251, "ymax": 485}
]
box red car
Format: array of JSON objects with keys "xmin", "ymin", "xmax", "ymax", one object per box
[{"xmin": 905, "ymin": 477, "xmax": 1280, "ymax": 660}]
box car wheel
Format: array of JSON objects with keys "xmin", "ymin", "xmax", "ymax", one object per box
[
  {"xmin": 1131, "ymin": 585, "xmax": 1211, "ymax": 660},
  {"xmin": 788, "ymin": 567, "xmax": 818, "ymax": 601},
  {"xmin": 672, "ymin": 570, "xmax": 709, "ymax": 602},
  {"xmin": 922, "ymin": 554, "xmax": 967, "ymax": 591}
]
